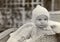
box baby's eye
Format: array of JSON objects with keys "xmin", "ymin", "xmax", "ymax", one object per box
[
  {"xmin": 38, "ymin": 19, "xmax": 41, "ymax": 21},
  {"xmin": 44, "ymin": 19, "xmax": 48, "ymax": 20}
]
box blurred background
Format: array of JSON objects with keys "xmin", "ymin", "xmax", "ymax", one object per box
[{"xmin": 0, "ymin": 0, "xmax": 60, "ymax": 32}]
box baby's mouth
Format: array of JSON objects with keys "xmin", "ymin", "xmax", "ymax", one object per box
[
  {"xmin": 39, "ymin": 25, "xmax": 46, "ymax": 28},
  {"xmin": 39, "ymin": 25, "xmax": 44, "ymax": 27},
  {"xmin": 40, "ymin": 25, "xmax": 44, "ymax": 26}
]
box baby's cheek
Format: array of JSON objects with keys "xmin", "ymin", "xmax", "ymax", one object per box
[
  {"xmin": 44, "ymin": 21, "xmax": 48, "ymax": 25},
  {"xmin": 42, "ymin": 22, "xmax": 48, "ymax": 27},
  {"xmin": 35, "ymin": 21, "xmax": 39, "ymax": 24}
]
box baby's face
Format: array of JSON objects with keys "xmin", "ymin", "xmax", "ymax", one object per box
[{"xmin": 34, "ymin": 15, "xmax": 48, "ymax": 28}]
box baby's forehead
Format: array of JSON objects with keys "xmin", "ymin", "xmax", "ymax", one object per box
[{"xmin": 36, "ymin": 14, "xmax": 48, "ymax": 18}]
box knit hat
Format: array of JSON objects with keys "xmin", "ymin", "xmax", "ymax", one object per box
[{"xmin": 31, "ymin": 5, "xmax": 50, "ymax": 22}]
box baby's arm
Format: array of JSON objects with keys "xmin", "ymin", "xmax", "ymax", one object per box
[
  {"xmin": 51, "ymin": 25, "xmax": 60, "ymax": 34},
  {"xmin": 49, "ymin": 20, "xmax": 60, "ymax": 33},
  {"xmin": 7, "ymin": 23, "xmax": 34, "ymax": 42}
]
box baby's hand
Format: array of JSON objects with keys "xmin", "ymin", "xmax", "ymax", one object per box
[
  {"xmin": 18, "ymin": 36, "xmax": 25, "ymax": 42},
  {"xmin": 18, "ymin": 39, "xmax": 25, "ymax": 42},
  {"xmin": 51, "ymin": 25, "xmax": 56, "ymax": 29},
  {"xmin": 51, "ymin": 25, "xmax": 60, "ymax": 33}
]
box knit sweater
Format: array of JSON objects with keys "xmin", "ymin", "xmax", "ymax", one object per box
[{"xmin": 7, "ymin": 22, "xmax": 57, "ymax": 42}]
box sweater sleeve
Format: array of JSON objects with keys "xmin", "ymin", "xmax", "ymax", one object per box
[{"xmin": 7, "ymin": 23, "xmax": 33, "ymax": 42}]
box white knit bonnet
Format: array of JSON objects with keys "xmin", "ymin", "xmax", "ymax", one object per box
[{"xmin": 31, "ymin": 5, "xmax": 50, "ymax": 22}]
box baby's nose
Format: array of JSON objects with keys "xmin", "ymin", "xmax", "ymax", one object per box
[
  {"xmin": 40, "ymin": 21, "xmax": 45, "ymax": 24},
  {"xmin": 41, "ymin": 20, "xmax": 45, "ymax": 22}
]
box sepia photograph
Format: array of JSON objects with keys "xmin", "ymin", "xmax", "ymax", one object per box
[{"xmin": 0, "ymin": 0, "xmax": 60, "ymax": 42}]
